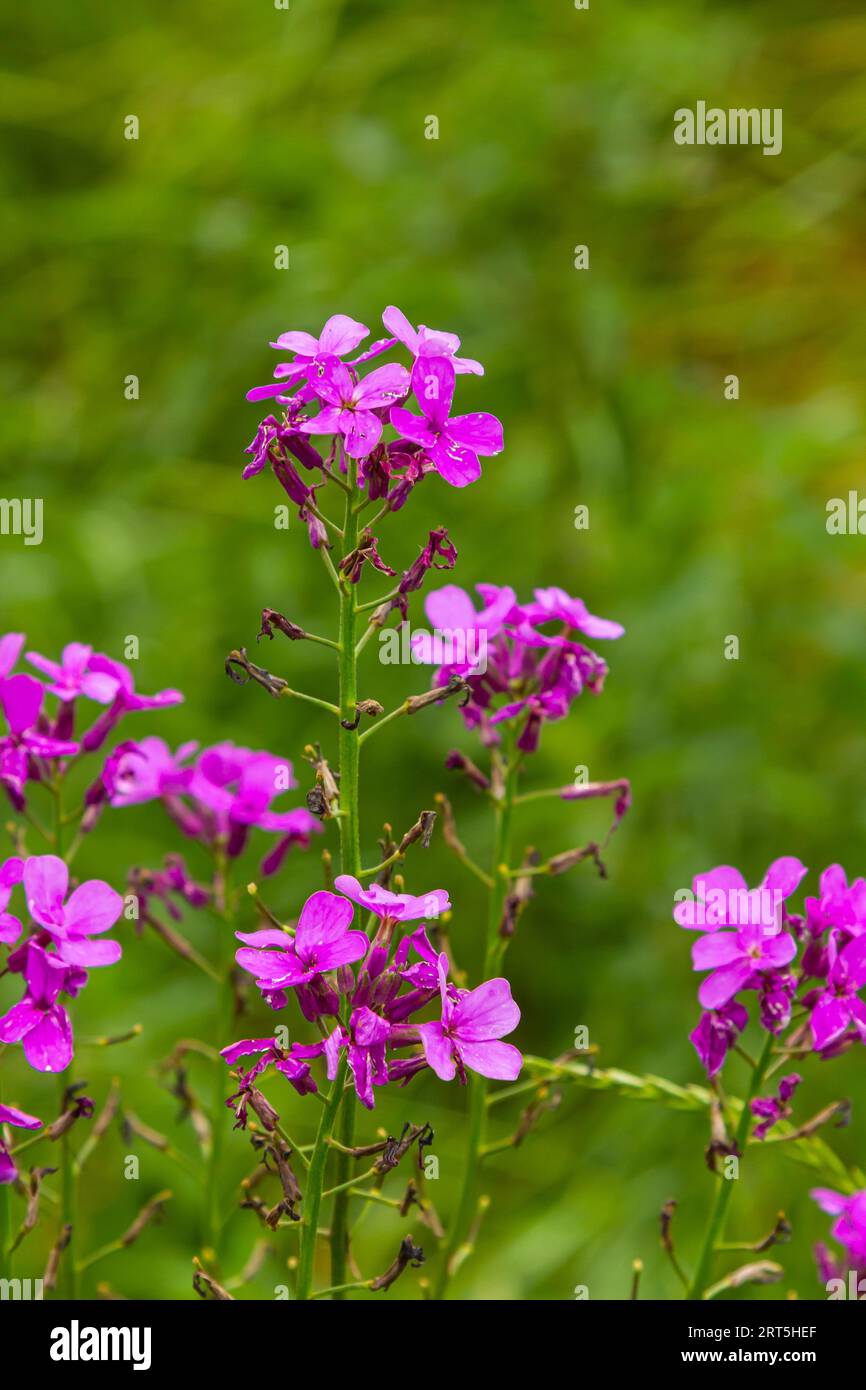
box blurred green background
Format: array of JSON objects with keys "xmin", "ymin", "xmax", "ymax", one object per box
[{"xmin": 2, "ymin": 0, "xmax": 865, "ymax": 1301}]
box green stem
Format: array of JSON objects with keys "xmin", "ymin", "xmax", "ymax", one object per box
[
  {"xmin": 330, "ymin": 456, "xmax": 362, "ymax": 1298},
  {"xmin": 434, "ymin": 729, "xmax": 519, "ymax": 1299},
  {"xmin": 57, "ymin": 1072, "xmax": 78, "ymax": 1299},
  {"xmin": 295, "ymin": 1060, "xmax": 348, "ymax": 1301},
  {"xmin": 686, "ymin": 1030, "xmax": 775, "ymax": 1300},
  {"xmin": 204, "ymin": 860, "xmax": 234, "ymax": 1264}
]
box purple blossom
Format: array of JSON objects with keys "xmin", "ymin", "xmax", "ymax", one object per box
[
  {"xmin": 382, "ymin": 305, "xmax": 484, "ymax": 376},
  {"xmin": 0, "ymin": 673, "xmax": 80, "ymax": 800},
  {"xmin": 521, "ymin": 586, "xmax": 625, "ymax": 640},
  {"xmin": 26, "ymin": 642, "xmax": 121, "ymax": 705},
  {"xmin": 751, "ymin": 1073, "xmax": 802, "ymax": 1140},
  {"xmin": 809, "ymin": 933, "xmax": 866, "ymax": 1052},
  {"xmin": 811, "ymin": 1188, "xmax": 866, "ymax": 1269},
  {"xmin": 689, "ymin": 1000, "xmax": 748, "ymax": 1078},
  {"xmin": 235, "ymin": 890, "xmax": 369, "ymax": 992},
  {"xmin": 0, "ymin": 1101, "xmax": 42, "ymax": 1184},
  {"xmin": 247, "ymin": 315, "xmax": 372, "ymax": 402},
  {"xmin": 674, "ymin": 858, "xmax": 808, "ymax": 932},
  {"xmin": 0, "ymin": 941, "xmax": 75, "ymax": 1072},
  {"xmin": 390, "ymin": 356, "xmax": 503, "ymax": 487},
  {"xmin": 691, "ymin": 918, "xmax": 798, "ymax": 1010},
  {"xmin": 416, "ymin": 954, "xmax": 522, "ymax": 1083},
  {"xmin": 23, "ymin": 854, "xmax": 123, "ymax": 968},
  {"xmin": 80, "ymin": 655, "xmax": 183, "ymax": 753},
  {"xmin": 299, "ymin": 358, "xmax": 410, "ymax": 459},
  {"xmin": 0, "ymin": 855, "xmax": 24, "ymax": 945},
  {"xmin": 221, "ymin": 1037, "xmax": 325, "ymax": 1116},
  {"xmin": 333, "ymin": 874, "xmax": 450, "ymax": 921}
]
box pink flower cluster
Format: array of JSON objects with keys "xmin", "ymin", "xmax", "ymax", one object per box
[
  {"xmin": 0, "ymin": 632, "xmax": 182, "ymax": 811},
  {"xmin": 416, "ymin": 583, "xmax": 624, "ymax": 752},
  {"xmin": 677, "ymin": 860, "xmax": 866, "ymax": 1083},
  {"xmin": 243, "ymin": 307, "xmax": 504, "ymax": 528},
  {"xmin": 107, "ymin": 737, "xmax": 322, "ymax": 876},
  {"xmin": 222, "ymin": 875, "xmax": 522, "ymax": 1114}
]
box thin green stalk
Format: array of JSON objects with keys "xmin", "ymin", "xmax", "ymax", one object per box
[
  {"xmin": 330, "ymin": 456, "xmax": 362, "ymax": 1297},
  {"xmin": 295, "ymin": 1060, "xmax": 348, "ymax": 1301},
  {"xmin": 686, "ymin": 1030, "xmax": 775, "ymax": 1300},
  {"xmin": 204, "ymin": 859, "xmax": 234, "ymax": 1264},
  {"xmin": 57, "ymin": 1072, "xmax": 78, "ymax": 1299},
  {"xmin": 434, "ymin": 730, "xmax": 519, "ymax": 1299}
]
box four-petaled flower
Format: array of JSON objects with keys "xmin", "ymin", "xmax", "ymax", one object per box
[
  {"xmin": 390, "ymin": 356, "xmax": 503, "ymax": 488},
  {"xmin": 417, "ymin": 954, "xmax": 522, "ymax": 1082},
  {"xmin": 300, "ymin": 359, "xmax": 410, "ymax": 459},
  {"xmin": 24, "ymin": 854, "xmax": 124, "ymax": 967}
]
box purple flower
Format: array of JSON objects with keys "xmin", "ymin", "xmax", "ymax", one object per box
[
  {"xmin": 521, "ymin": 587, "xmax": 625, "ymax": 640},
  {"xmin": 0, "ymin": 941, "xmax": 75, "ymax": 1072},
  {"xmin": 810, "ymin": 934, "xmax": 866, "ymax": 1052},
  {"xmin": 416, "ymin": 954, "xmax": 522, "ymax": 1083},
  {"xmin": 333, "ymin": 874, "xmax": 450, "ymax": 922},
  {"xmin": 389, "ymin": 356, "xmax": 503, "ymax": 487},
  {"xmin": 751, "ymin": 1073, "xmax": 802, "ymax": 1140},
  {"xmin": 0, "ymin": 855, "xmax": 24, "ymax": 945},
  {"xmin": 299, "ymin": 359, "xmax": 410, "ymax": 459},
  {"xmin": 26, "ymin": 642, "xmax": 121, "ymax": 705},
  {"xmin": 109, "ymin": 736, "xmax": 198, "ymax": 806},
  {"xmin": 811, "ymin": 1188, "xmax": 866, "ymax": 1268},
  {"xmin": 0, "ymin": 1101, "xmax": 42, "ymax": 1184},
  {"xmin": 325, "ymin": 1007, "xmax": 392, "ymax": 1110},
  {"xmin": 80, "ymin": 656, "xmax": 183, "ymax": 752},
  {"xmin": 691, "ymin": 918, "xmax": 798, "ymax": 1010},
  {"xmin": 235, "ymin": 890, "xmax": 369, "ymax": 990},
  {"xmin": 689, "ymin": 1000, "xmax": 748, "ymax": 1078},
  {"xmin": 0, "ymin": 674, "xmax": 80, "ymax": 799},
  {"xmin": 24, "ymin": 854, "xmax": 123, "ymax": 967},
  {"xmin": 221, "ymin": 1036, "xmax": 325, "ymax": 1106},
  {"xmin": 382, "ymin": 305, "xmax": 484, "ymax": 376},
  {"xmin": 247, "ymin": 315, "xmax": 372, "ymax": 402},
  {"xmin": 675, "ymin": 858, "xmax": 808, "ymax": 932}
]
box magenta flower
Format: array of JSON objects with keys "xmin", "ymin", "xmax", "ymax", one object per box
[
  {"xmin": 0, "ymin": 855, "xmax": 24, "ymax": 945},
  {"xmin": 24, "ymin": 854, "xmax": 123, "ymax": 967},
  {"xmin": 247, "ymin": 315, "xmax": 372, "ymax": 402},
  {"xmin": 751, "ymin": 1072, "xmax": 801, "ymax": 1140},
  {"xmin": 809, "ymin": 934, "xmax": 866, "ymax": 1051},
  {"xmin": 689, "ymin": 1000, "xmax": 748, "ymax": 1078},
  {"xmin": 221, "ymin": 1037, "xmax": 325, "ymax": 1106},
  {"xmin": 416, "ymin": 954, "xmax": 522, "ymax": 1083},
  {"xmin": 109, "ymin": 736, "xmax": 197, "ymax": 806},
  {"xmin": 521, "ymin": 587, "xmax": 625, "ymax": 641},
  {"xmin": 26, "ymin": 642, "xmax": 121, "ymax": 705},
  {"xmin": 299, "ymin": 359, "xmax": 410, "ymax": 459},
  {"xmin": 0, "ymin": 673, "xmax": 80, "ymax": 798},
  {"xmin": 0, "ymin": 941, "xmax": 74, "ymax": 1072},
  {"xmin": 80, "ymin": 656, "xmax": 183, "ymax": 752},
  {"xmin": 390, "ymin": 356, "xmax": 503, "ymax": 488},
  {"xmin": 0, "ymin": 1101, "xmax": 42, "ymax": 1184},
  {"xmin": 674, "ymin": 858, "xmax": 808, "ymax": 932},
  {"xmin": 235, "ymin": 890, "xmax": 369, "ymax": 989},
  {"xmin": 333, "ymin": 874, "xmax": 450, "ymax": 921},
  {"xmin": 382, "ymin": 305, "xmax": 484, "ymax": 376},
  {"xmin": 811, "ymin": 1188, "xmax": 866, "ymax": 1268},
  {"xmin": 692, "ymin": 917, "xmax": 798, "ymax": 1009},
  {"xmin": 324, "ymin": 1006, "xmax": 392, "ymax": 1110}
]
